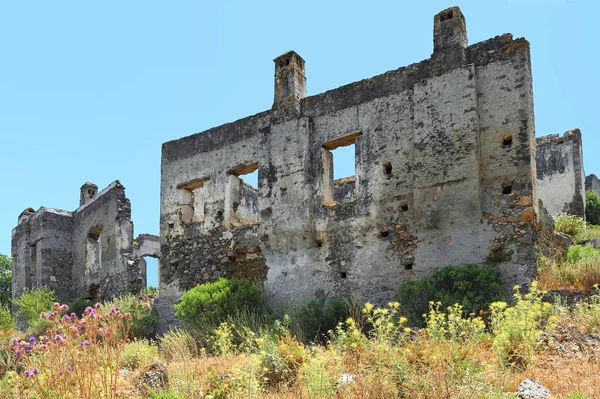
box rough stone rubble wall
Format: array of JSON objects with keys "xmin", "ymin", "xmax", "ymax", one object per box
[
  {"xmin": 585, "ymin": 174, "xmax": 600, "ymax": 197},
  {"xmin": 535, "ymin": 130, "xmax": 585, "ymax": 218},
  {"xmin": 159, "ymin": 6, "xmax": 543, "ymax": 324},
  {"xmin": 12, "ymin": 181, "xmax": 155, "ymax": 303}
]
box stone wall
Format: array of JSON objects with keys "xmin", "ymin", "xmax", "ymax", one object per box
[
  {"xmin": 535, "ymin": 129, "xmax": 585, "ymax": 218},
  {"xmin": 585, "ymin": 174, "xmax": 600, "ymax": 197},
  {"xmin": 12, "ymin": 181, "xmax": 156, "ymax": 303},
  {"xmin": 158, "ymin": 6, "xmax": 544, "ymax": 324}
]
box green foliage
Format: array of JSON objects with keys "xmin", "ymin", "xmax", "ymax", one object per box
[
  {"xmin": 566, "ymin": 245, "xmax": 600, "ymax": 263},
  {"xmin": 175, "ymin": 278, "xmax": 266, "ymax": 328},
  {"xmin": 159, "ymin": 328, "xmax": 200, "ymax": 361},
  {"xmin": 586, "ymin": 189, "xmax": 600, "ymax": 226},
  {"xmin": 395, "ymin": 264, "xmax": 506, "ymax": 327},
  {"xmin": 120, "ymin": 339, "xmax": 160, "ymax": 370},
  {"xmin": 146, "ymin": 391, "xmax": 186, "ymax": 399},
  {"xmin": 100, "ymin": 293, "xmax": 158, "ymax": 339},
  {"xmin": 424, "ymin": 302, "xmax": 486, "ymax": 343},
  {"xmin": 490, "ymin": 282, "xmax": 556, "ymax": 369},
  {"xmin": 0, "ymin": 305, "xmax": 14, "ymax": 331},
  {"xmin": 554, "ymin": 213, "xmax": 586, "ymax": 238},
  {"xmin": 13, "ymin": 286, "xmax": 56, "ymax": 333},
  {"xmin": 567, "ymin": 390, "xmax": 588, "ymax": 399},
  {"xmin": 69, "ymin": 297, "xmax": 93, "ymax": 317},
  {"xmin": 0, "ymin": 255, "xmax": 11, "ymax": 307},
  {"xmin": 286, "ymin": 299, "xmax": 349, "ymax": 343}
]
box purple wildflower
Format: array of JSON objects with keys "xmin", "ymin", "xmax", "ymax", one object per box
[
  {"xmin": 28, "ymin": 336, "xmax": 36, "ymax": 343},
  {"xmin": 24, "ymin": 344, "xmax": 33, "ymax": 351},
  {"xmin": 10, "ymin": 338, "xmax": 18, "ymax": 347},
  {"xmin": 40, "ymin": 312, "xmax": 47, "ymax": 319},
  {"xmin": 60, "ymin": 304, "xmax": 69, "ymax": 312},
  {"xmin": 42, "ymin": 335, "xmax": 50, "ymax": 343},
  {"xmin": 80, "ymin": 340, "xmax": 91, "ymax": 347},
  {"xmin": 24, "ymin": 370, "xmax": 32, "ymax": 378},
  {"xmin": 67, "ymin": 366, "xmax": 74, "ymax": 372},
  {"xmin": 54, "ymin": 334, "xmax": 64, "ymax": 344},
  {"xmin": 94, "ymin": 302, "xmax": 101, "ymax": 309},
  {"xmin": 33, "ymin": 368, "xmax": 38, "ymax": 375}
]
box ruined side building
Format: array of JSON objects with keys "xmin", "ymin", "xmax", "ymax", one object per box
[
  {"xmin": 12, "ymin": 181, "xmax": 160, "ymax": 302},
  {"xmin": 535, "ymin": 129, "xmax": 586, "ymax": 218},
  {"xmin": 156, "ymin": 6, "xmax": 557, "ymax": 327}
]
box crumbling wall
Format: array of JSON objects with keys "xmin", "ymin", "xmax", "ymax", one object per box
[
  {"xmin": 12, "ymin": 181, "xmax": 155, "ymax": 304},
  {"xmin": 535, "ymin": 129, "xmax": 585, "ymax": 218},
  {"xmin": 159, "ymin": 6, "xmax": 540, "ymax": 319},
  {"xmin": 585, "ymin": 174, "xmax": 600, "ymax": 197},
  {"xmin": 11, "ymin": 208, "xmax": 74, "ymax": 301}
]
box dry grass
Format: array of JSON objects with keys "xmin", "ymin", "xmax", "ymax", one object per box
[{"xmin": 538, "ymin": 255, "xmax": 600, "ymax": 291}]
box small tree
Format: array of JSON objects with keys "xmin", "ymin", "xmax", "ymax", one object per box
[
  {"xmin": 0, "ymin": 254, "xmax": 11, "ymax": 307},
  {"xmin": 586, "ymin": 189, "xmax": 600, "ymax": 225}
]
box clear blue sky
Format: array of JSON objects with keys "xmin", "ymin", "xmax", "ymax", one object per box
[{"xmin": 0, "ymin": 1, "xmax": 597, "ymax": 288}]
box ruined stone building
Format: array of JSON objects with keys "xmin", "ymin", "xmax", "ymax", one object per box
[
  {"xmin": 156, "ymin": 6, "xmax": 549, "ymax": 324},
  {"xmin": 585, "ymin": 174, "xmax": 600, "ymax": 198},
  {"xmin": 12, "ymin": 181, "xmax": 160, "ymax": 302},
  {"xmin": 12, "ymin": 7, "xmax": 581, "ymax": 328},
  {"xmin": 535, "ymin": 129, "xmax": 586, "ymax": 218}
]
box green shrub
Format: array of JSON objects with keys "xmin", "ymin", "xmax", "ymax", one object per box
[
  {"xmin": 566, "ymin": 245, "xmax": 600, "ymax": 263},
  {"xmin": 586, "ymin": 189, "xmax": 600, "ymax": 226},
  {"xmin": 100, "ymin": 293, "xmax": 158, "ymax": 339},
  {"xmin": 286, "ymin": 299, "xmax": 349, "ymax": 343},
  {"xmin": 69, "ymin": 297, "xmax": 93, "ymax": 317},
  {"xmin": 554, "ymin": 213, "xmax": 585, "ymax": 238},
  {"xmin": 121, "ymin": 339, "xmax": 160, "ymax": 370},
  {"xmin": 13, "ymin": 286, "xmax": 56, "ymax": 333},
  {"xmin": 0, "ymin": 305, "xmax": 14, "ymax": 331},
  {"xmin": 395, "ymin": 264, "xmax": 506, "ymax": 327},
  {"xmin": 174, "ymin": 278, "xmax": 266, "ymax": 328}
]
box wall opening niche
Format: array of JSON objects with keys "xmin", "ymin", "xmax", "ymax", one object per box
[
  {"xmin": 86, "ymin": 225, "xmax": 103, "ymax": 274},
  {"xmin": 322, "ymin": 132, "xmax": 361, "ymax": 205},
  {"xmin": 177, "ymin": 177, "xmax": 209, "ymax": 224},
  {"xmin": 225, "ymin": 162, "xmax": 259, "ymax": 228}
]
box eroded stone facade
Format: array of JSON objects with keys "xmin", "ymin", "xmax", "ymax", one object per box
[
  {"xmin": 157, "ymin": 7, "xmax": 548, "ymax": 325},
  {"xmin": 12, "ymin": 181, "xmax": 160, "ymax": 302},
  {"xmin": 535, "ymin": 129, "xmax": 586, "ymax": 218}
]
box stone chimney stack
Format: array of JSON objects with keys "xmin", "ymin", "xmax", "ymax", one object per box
[
  {"xmin": 273, "ymin": 51, "xmax": 306, "ymax": 109},
  {"xmin": 80, "ymin": 182, "xmax": 98, "ymax": 207},
  {"xmin": 433, "ymin": 7, "xmax": 467, "ymax": 65}
]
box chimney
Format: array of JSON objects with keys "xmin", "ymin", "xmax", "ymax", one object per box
[
  {"xmin": 273, "ymin": 51, "xmax": 306, "ymax": 109},
  {"xmin": 80, "ymin": 182, "xmax": 98, "ymax": 207},
  {"xmin": 433, "ymin": 7, "xmax": 467, "ymax": 64}
]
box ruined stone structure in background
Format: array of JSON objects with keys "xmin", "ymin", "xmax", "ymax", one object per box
[
  {"xmin": 12, "ymin": 181, "xmax": 160, "ymax": 302},
  {"xmin": 535, "ymin": 129, "xmax": 586, "ymax": 218},
  {"xmin": 157, "ymin": 6, "xmax": 552, "ymax": 329},
  {"xmin": 585, "ymin": 174, "xmax": 600, "ymax": 197}
]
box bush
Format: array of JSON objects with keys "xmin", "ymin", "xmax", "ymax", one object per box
[
  {"xmin": 13, "ymin": 286, "xmax": 56, "ymax": 333},
  {"xmin": 566, "ymin": 245, "xmax": 600, "ymax": 263},
  {"xmin": 286, "ymin": 299, "xmax": 349, "ymax": 343},
  {"xmin": 0, "ymin": 305, "xmax": 14, "ymax": 332},
  {"xmin": 121, "ymin": 339, "xmax": 160, "ymax": 370},
  {"xmin": 174, "ymin": 278, "xmax": 266, "ymax": 328},
  {"xmin": 586, "ymin": 189, "xmax": 600, "ymax": 226},
  {"xmin": 554, "ymin": 213, "xmax": 585, "ymax": 238},
  {"xmin": 69, "ymin": 297, "xmax": 93, "ymax": 317},
  {"xmin": 100, "ymin": 293, "xmax": 158, "ymax": 339},
  {"xmin": 396, "ymin": 264, "xmax": 506, "ymax": 327}
]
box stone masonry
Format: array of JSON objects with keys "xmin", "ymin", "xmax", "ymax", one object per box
[
  {"xmin": 585, "ymin": 174, "xmax": 600, "ymax": 197},
  {"xmin": 12, "ymin": 181, "xmax": 160, "ymax": 302},
  {"xmin": 157, "ymin": 6, "xmax": 552, "ymax": 328},
  {"xmin": 535, "ymin": 129, "xmax": 586, "ymax": 218}
]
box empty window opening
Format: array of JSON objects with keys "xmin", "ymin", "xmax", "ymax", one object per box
[
  {"xmin": 502, "ymin": 135, "xmax": 513, "ymax": 147},
  {"xmin": 322, "ymin": 132, "xmax": 361, "ymax": 205},
  {"xmin": 404, "ymin": 261, "xmax": 414, "ymax": 270},
  {"xmin": 339, "ymin": 271, "xmax": 347, "ymax": 279},
  {"xmin": 400, "ymin": 202, "xmax": 409, "ymax": 212},
  {"xmin": 28, "ymin": 242, "xmax": 37, "ymax": 287},
  {"xmin": 383, "ymin": 162, "xmax": 393, "ymax": 175},
  {"xmin": 143, "ymin": 256, "xmax": 159, "ymax": 289},
  {"xmin": 86, "ymin": 225, "xmax": 103, "ymax": 273},
  {"xmin": 226, "ymin": 163, "xmax": 259, "ymax": 228},
  {"xmin": 502, "ymin": 184, "xmax": 512, "ymax": 195},
  {"xmin": 177, "ymin": 178, "xmax": 209, "ymax": 224}
]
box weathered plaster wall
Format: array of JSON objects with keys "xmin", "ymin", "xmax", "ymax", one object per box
[
  {"xmin": 535, "ymin": 129, "xmax": 585, "ymax": 218},
  {"xmin": 585, "ymin": 174, "xmax": 600, "ymax": 197},
  {"xmin": 158, "ymin": 6, "xmax": 542, "ymax": 325}
]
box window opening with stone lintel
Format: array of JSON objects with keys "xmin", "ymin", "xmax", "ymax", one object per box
[
  {"xmin": 225, "ymin": 162, "xmax": 259, "ymax": 228},
  {"xmin": 177, "ymin": 177, "xmax": 209, "ymax": 224},
  {"xmin": 322, "ymin": 132, "xmax": 361, "ymax": 206}
]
